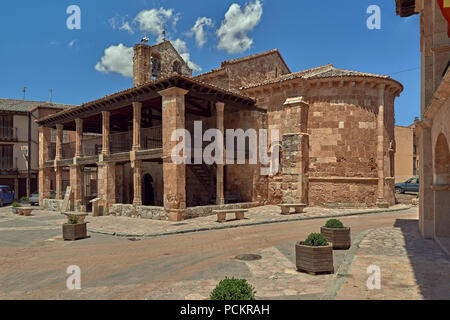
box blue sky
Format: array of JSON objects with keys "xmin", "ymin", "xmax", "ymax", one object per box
[{"xmin": 0, "ymin": 0, "xmax": 420, "ymax": 126}]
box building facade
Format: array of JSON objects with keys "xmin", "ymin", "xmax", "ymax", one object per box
[
  {"xmin": 0, "ymin": 100, "xmax": 73, "ymax": 199},
  {"xmin": 37, "ymin": 38, "xmax": 403, "ymax": 220},
  {"xmin": 394, "ymin": 124, "xmax": 418, "ymax": 183},
  {"xmin": 396, "ymin": 0, "xmax": 450, "ymax": 243}
]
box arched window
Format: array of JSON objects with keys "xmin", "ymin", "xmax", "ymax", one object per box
[
  {"xmin": 151, "ymin": 55, "xmax": 161, "ymax": 79},
  {"xmin": 173, "ymin": 61, "xmax": 181, "ymax": 74}
]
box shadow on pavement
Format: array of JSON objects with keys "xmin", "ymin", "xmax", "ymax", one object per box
[{"xmin": 394, "ymin": 219, "xmax": 450, "ymax": 299}]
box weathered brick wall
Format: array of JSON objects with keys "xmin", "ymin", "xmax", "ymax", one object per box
[
  {"xmin": 133, "ymin": 41, "xmax": 192, "ymax": 86},
  {"xmin": 306, "ymin": 84, "xmax": 380, "ymax": 207},
  {"xmin": 196, "ymin": 51, "xmax": 290, "ymax": 92}
]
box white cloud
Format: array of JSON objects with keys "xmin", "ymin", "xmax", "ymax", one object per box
[
  {"xmin": 217, "ymin": 0, "xmax": 263, "ymax": 54},
  {"xmin": 171, "ymin": 38, "xmax": 202, "ymax": 72},
  {"xmin": 95, "ymin": 44, "xmax": 134, "ymax": 78},
  {"xmin": 134, "ymin": 8, "xmax": 174, "ymax": 35},
  {"xmin": 190, "ymin": 17, "xmax": 214, "ymax": 47},
  {"xmin": 109, "ymin": 16, "xmax": 135, "ymax": 34},
  {"xmin": 68, "ymin": 39, "xmax": 76, "ymax": 47},
  {"xmin": 119, "ymin": 21, "xmax": 134, "ymax": 34}
]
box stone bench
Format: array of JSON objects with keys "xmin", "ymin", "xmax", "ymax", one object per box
[
  {"xmin": 213, "ymin": 209, "xmax": 248, "ymax": 223},
  {"xmin": 62, "ymin": 212, "xmax": 88, "ymax": 223},
  {"xmin": 278, "ymin": 203, "xmax": 307, "ymax": 215},
  {"xmin": 17, "ymin": 207, "xmax": 34, "ymax": 216}
]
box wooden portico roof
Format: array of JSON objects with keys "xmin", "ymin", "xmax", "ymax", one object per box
[{"xmin": 36, "ymin": 74, "xmax": 258, "ymax": 128}]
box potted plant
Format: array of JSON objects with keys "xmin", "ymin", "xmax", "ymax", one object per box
[
  {"xmin": 62, "ymin": 215, "xmax": 87, "ymax": 241},
  {"xmin": 320, "ymin": 219, "xmax": 351, "ymax": 249},
  {"xmin": 11, "ymin": 202, "xmax": 21, "ymax": 214},
  {"xmin": 296, "ymin": 233, "xmax": 334, "ymax": 274},
  {"xmin": 19, "ymin": 196, "xmax": 29, "ymax": 204},
  {"xmin": 210, "ymin": 277, "xmax": 256, "ymax": 300}
]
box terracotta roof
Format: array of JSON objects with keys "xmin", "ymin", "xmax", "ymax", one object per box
[
  {"xmin": 395, "ymin": 0, "xmax": 417, "ymax": 17},
  {"xmin": 307, "ymin": 67, "xmax": 390, "ymax": 80},
  {"xmin": 36, "ymin": 74, "xmax": 257, "ymax": 126},
  {"xmin": 0, "ymin": 99, "xmax": 74, "ymax": 113},
  {"xmin": 242, "ymin": 65, "xmax": 398, "ymax": 90}
]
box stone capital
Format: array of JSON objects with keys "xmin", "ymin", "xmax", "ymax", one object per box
[
  {"xmin": 283, "ymin": 96, "xmax": 309, "ymax": 108},
  {"xmin": 158, "ymin": 87, "xmax": 189, "ymax": 98}
]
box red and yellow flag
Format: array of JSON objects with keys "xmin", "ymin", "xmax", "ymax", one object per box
[{"xmin": 438, "ymin": 0, "xmax": 450, "ymax": 36}]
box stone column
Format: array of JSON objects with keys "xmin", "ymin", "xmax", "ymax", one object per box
[
  {"xmin": 97, "ymin": 161, "xmax": 116, "ymax": 213},
  {"xmin": 102, "ymin": 111, "xmax": 110, "ymax": 155},
  {"xmin": 70, "ymin": 165, "xmax": 83, "ymax": 211},
  {"xmin": 55, "ymin": 166, "xmax": 63, "ymax": 200},
  {"xmin": 75, "ymin": 119, "xmax": 83, "ymax": 158},
  {"xmin": 14, "ymin": 178, "xmax": 19, "ymax": 200},
  {"xmin": 159, "ymin": 87, "xmax": 188, "ymax": 221},
  {"xmin": 216, "ymin": 102, "xmax": 225, "ymax": 205},
  {"xmin": 38, "ymin": 127, "xmax": 52, "ymax": 206},
  {"xmin": 417, "ymin": 122, "xmax": 435, "ymax": 238},
  {"xmin": 56, "ymin": 124, "xmax": 63, "ymax": 160},
  {"xmin": 281, "ymin": 97, "xmax": 310, "ymax": 204},
  {"xmin": 376, "ymin": 84, "xmax": 388, "ymax": 208},
  {"xmin": 132, "ymin": 159, "xmax": 142, "ymax": 206},
  {"xmin": 432, "ymin": 185, "xmax": 450, "ymax": 238},
  {"xmin": 132, "ymin": 102, "xmax": 142, "ymax": 151}
]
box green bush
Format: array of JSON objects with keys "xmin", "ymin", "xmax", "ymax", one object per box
[
  {"xmin": 67, "ymin": 215, "xmax": 79, "ymax": 225},
  {"xmin": 304, "ymin": 233, "xmax": 328, "ymax": 246},
  {"xmin": 210, "ymin": 277, "xmax": 256, "ymax": 300},
  {"xmin": 12, "ymin": 202, "xmax": 22, "ymax": 208},
  {"xmin": 324, "ymin": 219, "xmax": 344, "ymax": 229},
  {"xmin": 20, "ymin": 196, "xmax": 29, "ymax": 202}
]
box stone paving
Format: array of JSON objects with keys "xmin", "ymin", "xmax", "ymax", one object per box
[
  {"xmin": 0, "ymin": 204, "xmax": 411, "ymax": 237},
  {"xmin": 1, "ymin": 205, "xmax": 448, "ymax": 300},
  {"xmin": 333, "ymin": 220, "xmax": 450, "ymax": 300},
  {"xmin": 0, "ymin": 204, "xmax": 413, "ymax": 239}
]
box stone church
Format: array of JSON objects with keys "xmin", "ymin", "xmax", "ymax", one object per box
[{"xmin": 37, "ymin": 39, "xmax": 403, "ymax": 221}]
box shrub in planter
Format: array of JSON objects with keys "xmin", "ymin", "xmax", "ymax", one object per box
[
  {"xmin": 11, "ymin": 202, "xmax": 21, "ymax": 214},
  {"xmin": 62, "ymin": 215, "xmax": 87, "ymax": 241},
  {"xmin": 321, "ymin": 219, "xmax": 351, "ymax": 250},
  {"xmin": 20, "ymin": 196, "xmax": 29, "ymax": 203},
  {"xmin": 296, "ymin": 233, "xmax": 334, "ymax": 274},
  {"xmin": 210, "ymin": 277, "xmax": 256, "ymax": 300}
]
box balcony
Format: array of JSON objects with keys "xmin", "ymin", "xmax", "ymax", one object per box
[
  {"xmin": 48, "ymin": 126, "xmax": 162, "ymax": 160},
  {"xmin": 0, "ymin": 127, "xmax": 18, "ymax": 141}
]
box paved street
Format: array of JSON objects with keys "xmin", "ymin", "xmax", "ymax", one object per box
[{"xmin": 0, "ymin": 205, "xmax": 449, "ymax": 300}]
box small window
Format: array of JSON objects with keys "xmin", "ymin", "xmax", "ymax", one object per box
[{"xmin": 173, "ymin": 61, "xmax": 182, "ymax": 74}]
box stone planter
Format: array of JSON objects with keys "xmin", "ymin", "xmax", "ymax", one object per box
[
  {"xmin": 63, "ymin": 223, "xmax": 87, "ymax": 241},
  {"xmin": 295, "ymin": 241, "xmax": 334, "ymax": 274},
  {"xmin": 11, "ymin": 207, "xmax": 19, "ymax": 214},
  {"xmin": 320, "ymin": 227, "xmax": 351, "ymax": 249},
  {"xmin": 17, "ymin": 207, "xmax": 34, "ymax": 216}
]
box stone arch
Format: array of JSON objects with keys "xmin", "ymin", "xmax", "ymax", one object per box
[
  {"xmin": 434, "ymin": 133, "xmax": 450, "ymax": 185},
  {"xmin": 173, "ymin": 61, "xmax": 181, "ymax": 74}
]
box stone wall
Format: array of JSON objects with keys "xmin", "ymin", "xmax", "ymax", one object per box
[
  {"xmin": 42, "ymin": 198, "xmax": 63, "ymax": 211},
  {"xmin": 109, "ymin": 204, "xmax": 167, "ymax": 220},
  {"xmin": 195, "ymin": 50, "xmax": 290, "ymax": 92}
]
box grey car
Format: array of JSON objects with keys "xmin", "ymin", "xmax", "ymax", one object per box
[
  {"xmin": 395, "ymin": 178, "xmax": 419, "ymax": 194},
  {"xmin": 29, "ymin": 192, "xmax": 39, "ymax": 206}
]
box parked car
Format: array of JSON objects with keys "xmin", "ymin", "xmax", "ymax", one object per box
[
  {"xmin": 395, "ymin": 178, "xmax": 419, "ymax": 194},
  {"xmin": 29, "ymin": 192, "xmax": 39, "ymax": 206},
  {"xmin": 0, "ymin": 185, "xmax": 14, "ymax": 206}
]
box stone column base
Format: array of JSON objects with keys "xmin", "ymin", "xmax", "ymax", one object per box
[
  {"xmin": 168, "ymin": 209, "xmax": 185, "ymax": 222},
  {"xmin": 376, "ymin": 198, "xmax": 389, "ymax": 208}
]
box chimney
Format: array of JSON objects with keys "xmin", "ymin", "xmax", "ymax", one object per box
[{"xmin": 133, "ymin": 44, "xmax": 151, "ymax": 87}]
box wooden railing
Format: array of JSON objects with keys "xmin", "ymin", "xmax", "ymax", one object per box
[{"xmin": 46, "ymin": 126, "xmax": 163, "ymax": 160}]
